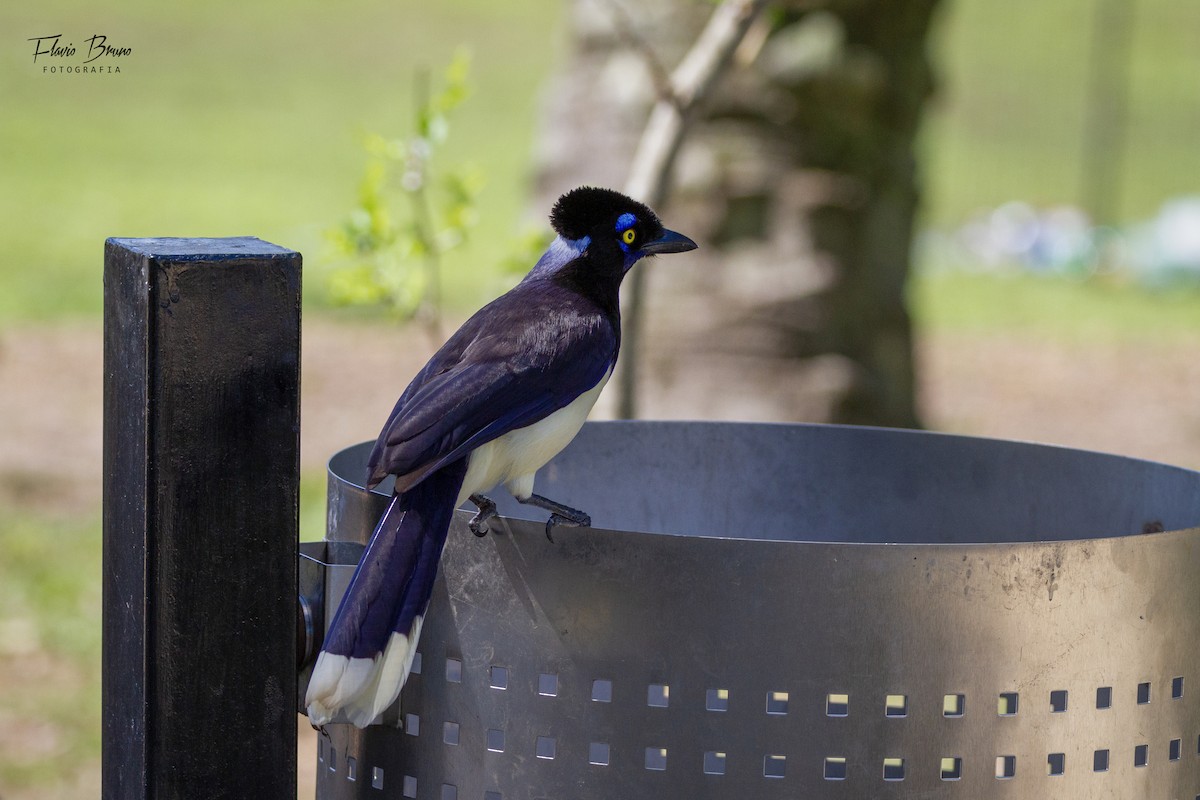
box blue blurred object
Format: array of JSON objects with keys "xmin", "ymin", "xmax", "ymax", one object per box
[{"xmin": 921, "ymin": 195, "xmax": 1200, "ymax": 287}]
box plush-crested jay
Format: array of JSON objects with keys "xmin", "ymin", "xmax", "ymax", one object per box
[{"xmin": 305, "ymin": 186, "xmax": 697, "ymax": 727}]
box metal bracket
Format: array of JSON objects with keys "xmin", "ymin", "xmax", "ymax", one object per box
[{"xmin": 296, "ymin": 540, "xmax": 366, "ymax": 718}]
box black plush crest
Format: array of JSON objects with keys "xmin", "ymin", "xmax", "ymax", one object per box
[{"xmin": 549, "ymin": 186, "xmax": 661, "ymax": 240}]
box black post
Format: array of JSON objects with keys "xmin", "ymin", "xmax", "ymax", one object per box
[{"xmin": 103, "ymin": 238, "xmax": 301, "ymax": 798}]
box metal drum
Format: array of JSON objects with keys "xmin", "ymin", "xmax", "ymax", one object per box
[{"xmin": 310, "ymin": 421, "xmax": 1200, "ymax": 799}]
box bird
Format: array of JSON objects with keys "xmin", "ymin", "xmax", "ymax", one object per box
[{"xmin": 305, "ymin": 186, "xmax": 697, "ymax": 727}]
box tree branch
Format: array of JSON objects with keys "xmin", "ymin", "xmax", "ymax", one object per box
[
  {"xmin": 617, "ymin": 0, "xmax": 768, "ymax": 419},
  {"xmin": 600, "ymin": 0, "xmax": 679, "ymax": 106}
]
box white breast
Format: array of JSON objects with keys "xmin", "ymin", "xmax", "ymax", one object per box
[{"xmin": 458, "ymin": 366, "xmax": 612, "ymax": 504}]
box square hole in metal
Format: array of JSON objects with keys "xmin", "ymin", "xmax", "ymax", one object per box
[
  {"xmin": 703, "ymin": 751, "xmax": 726, "ymax": 775},
  {"xmin": 995, "ymin": 755, "xmax": 1016, "ymax": 779},
  {"xmin": 706, "ymin": 688, "xmax": 729, "ymax": 711},
  {"xmin": 484, "ymin": 793, "xmax": 501, "ymax": 800},
  {"xmin": 536, "ymin": 736, "xmax": 556, "ymax": 760},
  {"xmin": 764, "ymin": 754, "xmax": 786, "ymax": 778},
  {"xmin": 885, "ymin": 694, "xmax": 907, "ymax": 717},
  {"xmin": 347, "ymin": 756, "xmax": 357, "ymax": 782},
  {"xmin": 766, "ymin": 691, "xmax": 789, "ymax": 715},
  {"xmin": 647, "ymin": 683, "xmax": 669, "ymax": 708},
  {"xmin": 445, "ymin": 658, "xmax": 462, "ymax": 683},
  {"xmin": 489, "ymin": 666, "xmax": 508, "ymax": 690},
  {"xmin": 1137, "ymin": 681, "xmax": 1151, "ymax": 704},
  {"xmin": 824, "ymin": 757, "xmax": 847, "ymax": 780},
  {"xmin": 486, "ymin": 728, "xmax": 504, "ymax": 753},
  {"xmin": 940, "ymin": 757, "xmax": 962, "ymax": 780},
  {"xmin": 1094, "ymin": 749, "xmax": 1109, "ymax": 772},
  {"xmin": 318, "ymin": 737, "xmax": 324, "ymax": 763},
  {"xmin": 441, "ymin": 785, "xmax": 457, "ymax": 800},
  {"xmin": 645, "ymin": 747, "xmax": 668, "ymax": 771},
  {"xmin": 402, "ymin": 775, "xmax": 417, "ymax": 798},
  {"xmin": 943, "ymin": 694, "xmax": 965, "ymax": 717},
  {"xmin": 1169, "ymin": 738, "xmax": 1182, "ymax": 761},
  {"xmin": 371, "ymin": 766, "xmax": 384, "ymax": 790},
  {"xmin": 405, "ymin": 713, "xmax": 420, "ymax": 736},
  {"xmin": 1050, "ymin": 689, "xmax": 1068, "ymax": 712},
  {"xmin": 998, "ymin": 692, "xmax": 1019, "ymax": 715},
  {"xmin": 443, "ymin": 721, "xmax": 460, "ymax": 746},
  {"xmin": 538, "ymin": 673, "xmax": 558, "ymax": 697},
  {"xmin": 328, "ymin": 748, "xmax": 337, "ymax": 773},
  {"xmin": 1172, "ymin": 676, "xmax": 1184, "ymax": 699},
  {"xmin": 826, "ymin": 693, "xmax": 849, "ymax": 717},
  {"xmin": 1047, "ymin": 752, "xmax": 1065, "ymax": 776},
  {"xmin": 592, "ymin": 679, "xmax": 612, "ymax": 703},
  {"xmin": 883, "ymin": 757, "xmax": 905, "ymax": 781},
  {"xmin": 1134, "ymin": 743, "xmax": 1148, "ymax": 767},
  {"xmin": 1097, "ymin": 686, "xmax": 1112, "ymax": 709},
  {"xmin": 589, "ymin": 742, "xmax": 610, "ymax": 766},
  {"xmin": 410, "ymin": 652, "xmax": 422, "ymax": 675}
]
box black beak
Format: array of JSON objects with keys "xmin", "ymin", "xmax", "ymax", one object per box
[{"xmin": 641, "ymin": 228, "xmax": 698, "ymax": 255}]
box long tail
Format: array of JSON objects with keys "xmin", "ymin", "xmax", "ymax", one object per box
[{"xmin": 305, "ymin": 458, "xmax": 467, "ymax": 728}]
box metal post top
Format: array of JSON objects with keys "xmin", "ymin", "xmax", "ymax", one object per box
[
  {"xmin": 105, "ymin": 236, "xmax": 298, "ymax": 259},
  {"xmin": 328, "ymin": 420, "xmax": 1200, "ymax": 547}
]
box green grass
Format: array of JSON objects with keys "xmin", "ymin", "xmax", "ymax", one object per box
[
  {"xmin": 0, "ymin": 512, "xmax": 101, "ymax": 791},
  {"xmin": 0, "ymin": 0, "xmax": 564, "ymax": 324},
  {"xmin": 924, "ymin": 0, "xmax": 1200, "ymax": 227},
  {"xmin": 300, "ymin": 471, "xmax": 330, "ymax": 542},
  {"xmin": 4, "ymin": 1, "xmax": 1199, "ymax": 325},
  {"xmin": 0, "ymin": 472, "xmax": 329, "ymax": 794},
  {"xmin": 911, "ymin": 269, "xmax": 1200, "ymax": 341}
]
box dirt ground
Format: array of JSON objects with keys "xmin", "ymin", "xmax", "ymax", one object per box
[
  {"xmin": 3, "ymin": 319, "xmax": 1198, "ymax": 518},
  {"xmin": 0, "ymin": 319, "xmax": 1198, "ymax": 797}
]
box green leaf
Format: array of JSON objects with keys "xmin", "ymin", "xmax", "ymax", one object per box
[{"xmin": 325, "ymin": 48, "xmax": 481, "ymax": 321}]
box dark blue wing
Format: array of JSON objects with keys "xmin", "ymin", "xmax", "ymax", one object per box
[{"xmin": 366, "ymin": 280, "xmax": 618, "ymax": 491}]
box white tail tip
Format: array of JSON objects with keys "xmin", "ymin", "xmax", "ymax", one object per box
[{"xmin": 304, "ymin": 617, "xmax": 424, "ymax": 729}]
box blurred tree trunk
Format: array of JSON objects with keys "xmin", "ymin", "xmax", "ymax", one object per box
[{"xmin": 535, "ymin": 0, "xmax": 941, "ymax": 428}]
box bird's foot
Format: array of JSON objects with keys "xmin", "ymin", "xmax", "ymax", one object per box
[
  {"xmin": 519, "ymin": 494, "xmax": 590, "ymax": 543},
  {"xmin": 542, "ymin": 513, "xmax": 586, "ymax": 543},
  {"xmin": 468, "ymin": 493, "xmax": 498, "ymax": 537}
]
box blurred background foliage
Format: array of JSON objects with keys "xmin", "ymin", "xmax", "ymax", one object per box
[
  {"xmin": 1, "ymin": 0, "xmax": 1197, "ymax": 326},
  {"xmin": 1, "ymin": 0, "xmax": 1198, "ymax": 796},
  {"xmin": 326, "ymin": 49, "xmax": 481, "ymax": 336},
  {"xmin": 0, "ymin": 0, "xmax": 564, "ymax": 323}
]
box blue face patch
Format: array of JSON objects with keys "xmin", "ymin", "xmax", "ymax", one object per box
[{"xmin": 615, "ymin": 213, "xmax": 638, "ymax": 253}]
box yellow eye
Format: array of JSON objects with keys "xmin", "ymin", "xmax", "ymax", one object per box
[{"xmin": 622, "ymin": 228, "xmax": 637, "ymax": 245}]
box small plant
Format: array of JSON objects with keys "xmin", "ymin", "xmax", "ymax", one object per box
[{"xmin": 328, "ymin": 50, "xmax": 482, "ymax": 340}]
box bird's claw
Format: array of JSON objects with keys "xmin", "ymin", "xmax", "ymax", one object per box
[
  {"xmin": 544, "ymin": 511, "xmax": 591, "ymax": 543},
  {"xmin": 469, "ymin": 514, "xmax": 491, "ymax": 537},
  {"xmin": 468, "ymin": 494, "xmax": 498, "ymax": 537}
]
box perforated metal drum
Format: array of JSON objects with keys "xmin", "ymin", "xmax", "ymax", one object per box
[{"xmin": 308, "ymin": 421, "xmax": 1200, "ymax": 799}]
